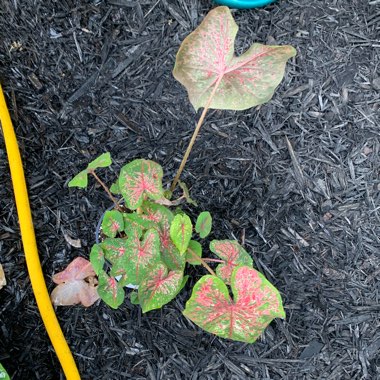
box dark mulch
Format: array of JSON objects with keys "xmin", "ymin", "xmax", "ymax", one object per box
[{"xmin": 1, "ymin": 0, "xmax": 380, "ymax": 379}]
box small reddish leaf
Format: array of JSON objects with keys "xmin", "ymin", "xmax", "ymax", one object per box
[
  {"xmin": 173, "ymin": 6, "xmax": 296, "ymax": 111},
  {"xmin": 195, "ymin": 211, "xmax": 212, "ymax": 238},
  {"xmin": 210, "ymin": 240, "xmax": 253, "ymax": 283},
  {"xmin": 68, "ymin": 170, "xmax": 88, "ymax": 188},
  {"xmin": 101, "ymin": 210, "xmax": 124, "ymax": 238},
  {"xmin": 119, "ymin": 159, "xmax": 164, "ymax": 210},
  {"xmin": 139, "ymin": 263, "xmax": 183, "ymax": 313},
  {"xmin": 170, "ymin": 214, "xmax": 192, "ymax": 254},
  {"xmin": 186, "ymin": 240, "xmax": 202, "ymax": 265},
  {"xmin": 101, "ymin": 238, "xmax": 129, "ymax": 265},
  {"xmin": 124, "ymin": 229, "xmax": 161, "ymax": 284},
  {"xmin": 51, "ymin": 257, "xmax": 99, "ymax": 307},
  {"xmin": 97, "ymin": 271, "xmax": 125, "ymax": 309},
  {"xmin": 87, "ymin": 152, "xmax": 112, "ymax": 170},
  {"xmin": 183, "ymin": 266, "xmax": 285, "ymax": 343},
  {"xmin": 89, "ymin": 244, "xmax": 105, "ymax": 275}
]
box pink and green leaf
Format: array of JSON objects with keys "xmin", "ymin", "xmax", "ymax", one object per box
[
  {"xmin": 195, "ymin": 211, "xmax": 212, "ymax": 239},
  {"xmin": 109, "ymin": 261, "xmax": 129, "ymax": 287},
  {"xmin": 186, "ymin": 240, "xmax": 202, "ymax": 265},
  {"xmin": 101, "ymin": 238, "xmax": 129, "ymax": 265},
  {"xmin": 68, "ymin": 170, "xmax": 88, "ymax": 188},
  {"xmin": 124, "ymin": 213, "xmax": 155, "ymax": 238},
  {"xmin": 97, "ymin": 270, "xmax": 125, "ymax": 309},
  {"xmin": 89, "ymin": 244, "xmax": 105, "ymax": 275},
  {"xmin": 161, "ymin": 238, "xmax": 186, "ymax": 271},
  {"xmin": 139, "ymin": 263, "xmax": 183, "ymax": 313},
  {"xmin": 170, "ymin": 214, "xmax": 193, "ymax": 254},
  {"xmin": 183, "ymin": 266, "xmax": 285, "ymax": 343},
  {"xmin": 141, "ymin": 201, "xmax": 174, "ymax": 227},
  {"xmin": 173, "ymin": 6, "xmax": 296, "ymax": 111},
  {"xmin": 210, "ymin": 240, "xmax": 253, "ymax": 283},
  {"xmin": 124, "ymin": 229, "xmax": 161, "ymax": 284},
  {"xmin": 118, "ymin": 159, "xmax": 164, "ymax": 210},
  {"xmin": 101, "ymin": 210, "xmax": 124, "ymax": 238},
  {"xmin": 87, "ymin": 152, "xmax": 112, "ymax": 170}
]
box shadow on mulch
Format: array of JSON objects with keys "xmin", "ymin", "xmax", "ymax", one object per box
[{"xmin": 1, "ymin": 0, "xmax": 379, "ymax": 379}]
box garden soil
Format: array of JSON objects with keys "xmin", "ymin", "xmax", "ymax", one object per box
[{"xmin": 1, "ymin": 0, "xmax": 379, "ymax": 379}]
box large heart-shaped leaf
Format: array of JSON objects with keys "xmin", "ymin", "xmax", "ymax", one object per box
[
  {"xmin": 101, "ymin": 210, "xmax": 124, "ymax": 238},
  {"xmin": 119, "ymin": 159, "xmax": 164, "ymax": 210},
  {"xmin": 173, "ymin": 6, "xmax": 296, "ymax": 111},
  {"xmin": 183, "ymin": 266, "xmax": 285, "ymax": 343},
  {"xmin": 97, "ymin": 270, "xmax": 125, "ymax": 309},
  {"xmin": 125, "ymin": 229, "xmax": 161, "ymax": 284},
  {"xmin": 101, "ymin": 238, "xmax": 129, "ymax": 265},
  {"xmin": 170, "ymin": 214, "xmax": 192, "ymax": 254},
  {"xmin": 210, "ymin": 240, "xmax": 253, "ymax": 283},
  {"xmin": 139, "ymin": 263, "xmax": 184, "ymax": 313}
]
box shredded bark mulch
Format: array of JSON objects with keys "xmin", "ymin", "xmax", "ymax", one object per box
[{"xmin": 1, "ymin": 0, "xmax": 379, "ymax": 379}]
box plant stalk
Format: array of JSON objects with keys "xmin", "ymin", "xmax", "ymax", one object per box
[
  {"xmin": 202, "ymin": 258, "xmax": 225, "ymax": 264},
  {"xmin": 89, "ymin": 170, "xmax": 121, "ymax": 211},
  {"xmin": 188, "ymin": 250, "xmax": 217, "ymax": 276},
  {"xmin": 170, "ymin": 76, "xmax": 223, "ymax": 192}
]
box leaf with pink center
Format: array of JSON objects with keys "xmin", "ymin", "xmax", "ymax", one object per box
[
  {"xmin": 119, "ymin": 159, "xmax": 164, "ymax": 210},
  {"xmin": 195, "ymin": 211, "xmax": 212, "ymax": 239},
  {"xmin": 124, "ymin": 228, "xmax": 161, "ymax": 284},
  {"xmin": 97, "ymin": 270, "xmax": 125, "ymax": 309},
  {"xmin": 101, "ymin": 238, "xmax": 129, "ymax": 265},
  {"xmin": 139, "ymin": 263, "xmax": 184, "ymax": 312},
  {"xmin": 51, "ymin": 257, "xmax": 99, "ymax": 307},
  {"xmin": 89, "ymin": 244, "xmax": 105, "ymax": 275},
  {"xmin": 210, "ymin": 240, "xmax": 253, "ymax": 284},
  {"xmin": 186, "ymin": 240, "xmax": 202, "ymax": 265},
  {"xmin": 183, "ymin": 266, "xmax": 285, "ymax": 343},
  {"xmin": 173, "ymin": 6, "xmax": 296, "ymax": 111},
  {"xmin": 170, "ymin": 214, "xmax": 192, "ymax": 254},
  {"xmin": 101, "ymin": 210, "xmax": 124, "ymax": 238},
  {"xmin": 141, "ymin": 201, "xmax": 174, "ymax": 227},
  {"xmin": 124, "ymin": 213, "xmax": 155, "ymax": 238}
]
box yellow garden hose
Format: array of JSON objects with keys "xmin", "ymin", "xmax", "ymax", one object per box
[{"xmin": 0, "ymin": 84, "xmax": 81, "ymax": 379}]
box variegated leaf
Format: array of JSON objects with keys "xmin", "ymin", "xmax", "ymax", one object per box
[
  {"xmin": 210, "ymin": 240, "xmax": 253, "ymax": 283},
  {"xmin": 97, "ymin": 270, "xmax": 125, "ymax": 309},
  {"xmin": 101, "ymin": 210, "xmax": 124, "ymax": 238},
  {"xmin": 139, "ymin": 263, "xmax": 183, "ymax": 313},
  {"xmin": 195, "ymin": 211, "xmax": 212, "ymax": 238},
  {"xmin": 124, "ymin": 213, "xmax": 155, "ymax": 238},
  {"xmin": 173, "ymin": 6, "xmax": 296, "ymax": 111},
  {"xmin": 89, "ymin": 244, "xmax": 105, "ymax": 275},
  {"xmin": 186, "ymin": 240, "xmax": 202, "ymax": 265},
  {"xmin": 170, "ymin": 214, "xmax": 192, "ymax": 254},
  {"xmin": 101, "ymin": 238, "xmax": 129, "ymax": 265},
  {"xmin": 119, "ymin": 159, "xmax": 164, "ymax": 210},
  {"xmin": 183, "ymin": 266, "xmax": 285, "ymax": 343}
]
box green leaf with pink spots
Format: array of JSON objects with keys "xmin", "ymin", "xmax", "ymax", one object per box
[
  {"xmin": 139, "ymin": 263, "xmax": 184, "ymax": 313},
  {"xmin": 89, "ymin": 244, "xmax": 105, "ymax": 275},
  {"xmin": 97, "ymin": 270, "xmax": 125, "ymax": 309},
  {"xmin": 124, "ymin": 213, "xmax": 155, "ymax": 238},
  {"xmin": 210, "ymin": 240, "xmax": 253, "ymax": 284},
  {"xmin": 170, "ymin": 214, "xmax": 193, "ymax": 255},
  {"xmin": 101, "ymin": 238, "xmax": 129, "ymax": 265},
  {"xmin": 124, "ymin": 229, "xmax": 161, "ymax": 284},
  {"xmin": 101, "ymin": 210, "xmax": 124, "ymax": 238},
  {"xmin": 173, "ymin": 6, "xmax": 296, "ymax": 111},
  {"xmin": 183, "ymin": 266, "xmax": 285, "ymax": 343},
  {"xmin": 195, "ymin": 211, "xmax": 212, "ymax": 239},
  {"xmin": 119, "ymin": 159, "xmax": 164, "ymax": 210}
]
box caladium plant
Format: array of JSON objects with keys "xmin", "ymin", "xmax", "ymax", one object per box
[
  {"xmin": 51, "ymin": 6, "xmax": 293, "ymax": 343},
  {"xmin": 52, "ymin": 153, "xmax": 285, "ymax": 343}
]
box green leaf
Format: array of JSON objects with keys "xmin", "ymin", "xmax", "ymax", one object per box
[
  {"xmin": 87, "ymin": 152, "xmax": 112, "ymax": 170},
  {"xmin": 101, "ymin": 238, "xmax": 129, "ymax": 265},
  {"xmin": 178, "ymin": 181, "xmax": 198, "ymax": 206},
  {"xmin": 110, "ymin": 181, "xmax": 121, "ymax": 194},
  {"xmin": 89, "ymin": 244, "xmax": 105, "ymax": 275},
  {"xmin": 186, "ymin": 240, "xmax": 202, "ymax": 265},
  {"xmin": 68, "ymin": 170, "xmax": 88, "ymax": 188},
  {"xmin": 118, "ymin": 159, "xmax": 164, "ymax": 210},
  {"xmin": 210, "ymin": 240, "xmax": 253, "ymax": 284},
  {"xmin": 130, "ymin": 291, "xmax": 139, "ymax": 305},
  {"xmin": 170, "ymin": 214, "xmax": 192, "ymax": 254},
  {"xmin": 124, "ymin": 213, "xmax": 155, "ymax": 238},
  {"xmin": 139, "ymin": 263, "xmax": 183, "ymax": 313},
  {"xmin": 195, "ymin": 211, "xmax": 212, "ymax": 238},
  {"xmin": 97, "ymin": 271, "xmax": 125, "ymax": 309},
  {"xmin": 109, "ymin": 261, "xmax": 129, "ymax": 287},
  {"xmin": 173, "ymin": 6, "xmax": 296, "ymax": 111},
  {"xmin": 183, "ymin": 266, "xmax": 285, "ymax": 343},
  {"xmin": 101, "ymin": 210, "xmax": 124, "ymax": 238},
  {"xmin": 0, "ymin": 362, "xmax": 10, "ymax": 380}
]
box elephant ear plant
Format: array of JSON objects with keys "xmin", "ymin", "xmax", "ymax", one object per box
[{"xmin": 51, "ymin": 6, "xmax": 295, "ymax": 344}]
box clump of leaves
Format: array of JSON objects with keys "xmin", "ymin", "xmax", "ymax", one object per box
[{"xmin": 52, "ymin": 153, "xmax": 285, "ymax": 343}]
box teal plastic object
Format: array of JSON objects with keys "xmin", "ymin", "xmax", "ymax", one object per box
[{"xmin": 214, "ymin": 0, "xmax": 277, "ymax": 8}]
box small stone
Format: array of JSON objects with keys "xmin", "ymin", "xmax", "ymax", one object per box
[{"xmin": 372, "ymin": 77, "xmax": 380, "ymax": 91}]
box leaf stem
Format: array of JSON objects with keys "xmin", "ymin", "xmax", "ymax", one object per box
[
  {"xmin": 89, "ymin": 170, "xmax": 121, "ymax": 211},
  {"xmin": 188, "ymin": 250, "xmax": 217, "ymax": 276},
  {"xmin": 170, "ymin": 76, "xmax": 223, "ymax": 192},
  {"xmin": 202, "ymin": 258, "xmax": 225, "ymax": 264}
]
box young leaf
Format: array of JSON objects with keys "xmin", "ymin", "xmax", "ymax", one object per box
[
  {"xmin": 186, "ymin": 240, "xmax": 202, "ymax": 265},
  {"xmin": 170, "ymin": 214, "xmax": 192, "ymax": 254},
  {"xmin": 139, "ymin": 263, "xmax": 183, "ymax": 313},
  {"xmin": 68, "ymin": 170, "xmax": 88, "ymax": 188},
  {"xmin": 110, "ymin": 181, "xmax": 121, "ymax": 194},
  {"xmin": 101, "ymin": 210, "xmax": 124, "ymax": 238},
  {"xmin": 89, "ymin": 244, "xmax": 105, "ymax": 275},
  {"xmin": 51, "ymin": 257, "xmax": 100, "ymax": 307},
  {"xmin": 173, "ymin": 6, "xmax": 296, "ymax": 111},
  {"xmin": 124, "ymin": 229, "xmax": 161, "ymax": 284},
  {"xmin": 119, "ymin": 159, "xmax": 164, "ymax": 210},
  {"xmin": 210, "ymin": 240, "xmax": 253, "ymax": 283},
  {"xmin": 87, "ymin": 152, "xmax": 112, "ymax": 170},
  {"xmin": 195, "ymin": 211, "xmax": 212, "ymax": 238},
  {"xmin": 97, "ymin": 271, "xmax": 125, "ymax": 309},
  {"xmin": 183, "ymin": 266, "xmax": 285, "ymax": 343},
  {"xmin": 101, "ymin": 238, "xmax": 129, "ymax": 265}
]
